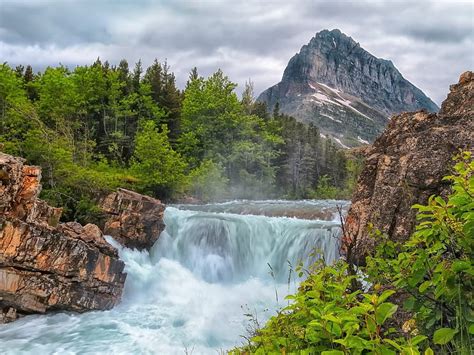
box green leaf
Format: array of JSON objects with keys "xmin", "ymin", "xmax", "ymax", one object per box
[
  {"xmin": 452, "ymin": 260, "xmax": 470, "ymax": 272},
  {"xmin": 322, "ymin": 314, "xmax": 342, "ymax": 324},
  {"xmin": 401, "ymin": 346, "xmax": 420, "ymax": 355},
  {"xmin": 378, "ymin": 289, "xmax": 396, "ymax": 304},
  {"xmin": 433, "ymin": 327, "xmax": 457, "ymax": 344},
  {"xmin": 418, "ymin": 281, "xmax": 431, "ymax": 293},
  {"xmin": 410, "ymin": 335, "xmax": 427, "ymax": 345},
  {"xmin": 424, "ymin": 348, "xmax": 434, "ymax": 355},
  {"xmin": 376, "ymin": 303, "xmax": 398, "ymax": 325},
  {"xmin": 321, "ymin": 351, "xmax": 344, "ymax": 355},
  {"xmin": 468, "ymin": 324, "xmax": 474, "ymax": 334},
  {"xmin": 383, "ymin": 338, "xmax": 402, "ymax": 350},
  {"xmin": 379, "ymin": 347, "xmax": 396, "ymax": 355},
  {"xmin": 342, "ymin": 335, "xmax": 367, "ymax": 349}
]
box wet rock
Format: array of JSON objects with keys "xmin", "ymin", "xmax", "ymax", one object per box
[
  {"xmin": 343, "ymin": 71, "xmax": 474, "ymax": 262},
  {"xmin": 0, "ymin": 153, "xmax": 126, "ymax": 323},
  {"xmin": 101, "ymin": 188, "xmax": 165, "ymax": 251}
]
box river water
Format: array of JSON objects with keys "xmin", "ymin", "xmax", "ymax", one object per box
[{"xmin": 0, "ymin": 200, "xmax": 347, "ymax": 354}]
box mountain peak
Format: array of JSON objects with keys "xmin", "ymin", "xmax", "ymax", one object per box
[
  {"xmin": 258, "ymin": 29, "xmax": 439, "ymax": 148},
  {"xmin": 315, "ymin": 28, "xmax": 349, "ymax": 40}
]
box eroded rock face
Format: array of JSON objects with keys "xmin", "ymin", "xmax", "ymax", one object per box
[
  {"xmin": 343, "ymin": 71, "xmax": 474, "ymax": 262},
  {"xmin": 101, "ymin": 188, "xmax": 165, "ymax": 251},
  {"xmin": 0, "ymin": 153, "xmax": 126, "ymax": 323}
]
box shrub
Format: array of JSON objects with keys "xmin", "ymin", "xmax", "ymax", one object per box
[
  {"xmin": 366, "ymin": 151, "xmax": 473, "ymax": 353},
  {"xmin": 232, "ymin": 151, "xmax": 473, "ymax": 354}
]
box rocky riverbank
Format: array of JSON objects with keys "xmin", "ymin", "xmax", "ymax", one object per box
[{"xmin": 0, "ymin": 156, "xmax": 126, "ymax": 323}]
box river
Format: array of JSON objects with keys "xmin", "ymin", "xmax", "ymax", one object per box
[{"xmin": 0, "ymin": 200, "xmax": 348, "ymax": 354}]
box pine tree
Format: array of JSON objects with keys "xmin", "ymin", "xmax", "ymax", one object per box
[
  {"xmin": 23, "ymin": 65, "xmax": 37, "ymax": 101},
  {"xmin": 273, "ymin": 102, "xmax": 280, "ymax": 119},
  {"xmin": 14, "ymin": 65, "xmax": 24, "ymax": 78},
  {"xmin": 117, "ymin": 59, "xmax": 132, "ymax": 95},
  {"xmin": 186, "ymin": 67, "xmax": 199, "ymax": 89},
  {"xmin": 143, "ymin": 59, "xmax": 182, "ymax": 143},
  {"xmin": 132, "ymin": 60, "xmax": 143, "ymax": 93}
]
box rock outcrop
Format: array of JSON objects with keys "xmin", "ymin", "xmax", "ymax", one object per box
[
  {"xmin": 343, "ymin": 71, "xmax": 474, "ymax": 262},
  {"xmin": 258, "ymin": 29, "xmax": 439, "ymax": 147},
  {"xmin": 0, "ymin": 153, "xmax": 126, "ymax": 323},
  {"xmin": 101, "ymin": 188, "xmax": 165, "ymax": 251}
]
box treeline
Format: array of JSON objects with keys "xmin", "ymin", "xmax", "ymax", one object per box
[{"xmin": 0, "ymin": 60, "xmax": 355, "ymax": 222}]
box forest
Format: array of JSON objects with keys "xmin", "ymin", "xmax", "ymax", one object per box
[{"xmin": 0, "ymin": 59, "xmax": 355, "ymax": 223}]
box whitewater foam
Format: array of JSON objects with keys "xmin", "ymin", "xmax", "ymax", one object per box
[{"xmin": 0, "ymin": 200, "xmax": 344, "ymax": 354}]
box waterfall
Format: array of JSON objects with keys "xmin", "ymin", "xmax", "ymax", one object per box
[
  {"xmin": 0, "ymin": 200, "xmax": 345, "ymax": 354},
  {"xmin": 152, "ymin": 207, "xmax": 341, "ymax": 283}
]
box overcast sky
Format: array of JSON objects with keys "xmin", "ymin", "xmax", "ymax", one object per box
[{"xmin": 1, "ymin": 0, "xmax": 473, "ymax": 104}]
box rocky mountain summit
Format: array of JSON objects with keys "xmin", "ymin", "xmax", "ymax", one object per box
[
  {"xmin": 0, "ymin": 153, "xmax": 127, "ymax": 323},
  {"xmin": 258, "ymin": 29, "xmax": 439, "ymax": 147},
  {"xmin": 343, "ymin": 71, "xmax": 473, "ymax": 262}
]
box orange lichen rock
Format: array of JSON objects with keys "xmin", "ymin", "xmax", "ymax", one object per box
[{"xmin": 0, "ymin": 153, "xmax": 126, "ymax": 323}]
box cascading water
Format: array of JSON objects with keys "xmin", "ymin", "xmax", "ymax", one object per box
[{"xmin": 0, "ymin": 200, "xmax": 347, "ymax": 354}]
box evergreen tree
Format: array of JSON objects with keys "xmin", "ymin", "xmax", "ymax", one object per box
[
  {"xmin": 14, "ymin": 65, "xmax": 24, "ymax": 78},
  {"xmin": 186, "ymin": 66, "xmax": 199, "ymax": 89},
  {"xmin": 117, "ymin": 59, "xmax": 132, "ymax": 95},
  {"xmin": 23, "ymin": 65, "xmax": 37, "ymax": 101},
  {"xmin": 272, "ymin": 102, "xmax": 280, "ymax": 118},
  {"xmin": 143, "ymin": 59, "xmax": 182, "ymax": 142},
  {"xmin": 132, "ymin": 60, "xmax": 142, "ymax": 93}
]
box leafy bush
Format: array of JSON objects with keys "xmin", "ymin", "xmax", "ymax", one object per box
[
  {"xmin": 232, "ymin": 152, "xmax": 473, "ymax": 354},
  {"xmin": 312, "ymin": 175, "xmax": 343, "ymax": 199},
  {"xmin": 366, "ymin": 151, "xmax": 473, "ymax": 353},
  {"xmin": 231, "ymin": 259, "xmax": 422, "ymax": 354}
]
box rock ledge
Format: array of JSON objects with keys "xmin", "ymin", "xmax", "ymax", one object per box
[
  {"xmin": 101, "ymin": 188, "xmax": 165, "ymax": 251},
  {"xmin": 0, "ymin": 153, "xmax": 126, "ymax": 323}
]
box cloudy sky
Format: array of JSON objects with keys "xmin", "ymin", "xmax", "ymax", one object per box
[{"xmin": 1, "ymin": 0, "xmax": 473, "ymax": 104}]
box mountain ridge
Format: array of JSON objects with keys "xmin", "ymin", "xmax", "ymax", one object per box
[{"xmin": 258, "ymin": 29, "xmax": 439, "ymax": 147}]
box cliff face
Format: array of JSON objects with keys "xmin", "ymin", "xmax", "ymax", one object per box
[
  {"xmin": 0, "ymin": 153, "xmax": 126, "ymax": 323},
  {"xmin": 343, "ymin": 71, "xmax": 474, "ymax": 261},
  {"xmin": 101, "ymin": 188, "xmax": 165, "ymax": 251},
  {"xmin": 258, "ymin": 29, "xmax": 439, "ymax": 147}
]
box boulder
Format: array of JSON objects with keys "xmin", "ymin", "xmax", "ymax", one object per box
[
  {"xmin": 0, "ymin": 153, "xmax": 126, "ymax": 323},
  {"xmin": 343, "ymin": 71, "xmax": 474, "ymax": 262},
  {"xmin": 101, "ymin": 188, "xmax": 165, "ymax": 251}
]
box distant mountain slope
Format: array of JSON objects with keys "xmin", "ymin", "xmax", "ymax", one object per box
[{"xmin": 258, "ymin": 29, "xmax": 439, "ymax": 147}]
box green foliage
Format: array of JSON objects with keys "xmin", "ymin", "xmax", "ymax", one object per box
[
  {"xmin": 0, "ymin": 64, "xmax": 38, "ymax": 155},
  {"xmin": 233, "ymin": 152, "xmax": 474, "ymax": 354},
  {"xmin": 21, "ymin": 128, "xmax": 130, "ymax": 223},
  {"xmin": 231, "ymin": 260, "xmax": 420, "ymax": 354},
  {"xmin": 366, "ymin": 151, "xmax": 474, "ymax": 353},
  {"xmin": 1, "ymin": 60, "xmax": 354, "ymax": 222},
  {"xmin": 188, "ymin": 159, "xmax": 229, "ymax": 202},
  {"xmin": 179, "ymin": 69, "xmax": 283, "ymax": 198},
  {"xmin": 313, "ymin": 175, "xmax": 343, "ymax": 199},
  {"xmin": 131, "ymin": 121, "xmax": 187, "ymax": 198},
  {"xmin": 273, "ymin": 114, "xmax": 353, "ymax": 200}
]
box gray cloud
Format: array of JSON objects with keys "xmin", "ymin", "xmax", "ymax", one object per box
[{"xmin": 0, "ymin": 0, "xmax": 473, "ymax": 104}]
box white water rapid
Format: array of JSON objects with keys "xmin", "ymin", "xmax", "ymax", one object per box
[{"xmin": 0, "ymin": 200, "xmax": 347, "ymax": 354}]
